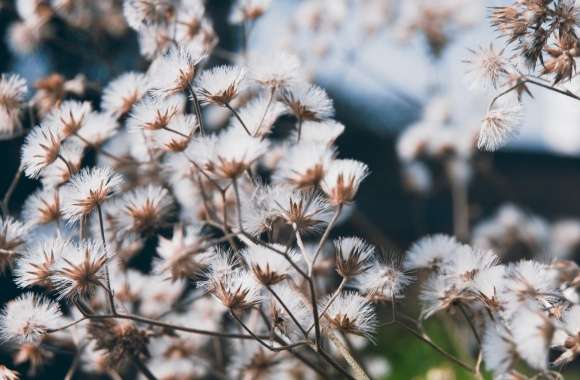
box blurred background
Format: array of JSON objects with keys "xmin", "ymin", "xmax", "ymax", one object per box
[{"xmin": 1, "ymin": 0, "xmax": 580, "ymax": 379}]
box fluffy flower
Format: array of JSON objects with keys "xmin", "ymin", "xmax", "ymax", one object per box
[
  {"xmin": 204, "ymin": 268, "xmax": 262, "ymax": 310},
  {"xmin": 404, "ymin": 234, "xmax": 460, "ymax": 271},
  {"xmin": 196, "ymin": 65, "xmax": 246, "ymax": 106},
  {"xmin": 101, "ymin": 72, "xmax": 149, "ymax": 116},
  {"xmin": 0, "ymin": 217, "xmax": 28, "ymax": 272},
  {"xmin": 61, "ymin": 167, "xmax": 124, "ymax": 223},
  {"xmin": 52, "ymin": 239, "xmax": 107, "ymax": 299},
  {"xmin": 243, "ymin": 244, "xmax": 297, "ymax": 285},
  {"xmin": 14, "ymin": 236, "xmax": 69, "ymax": 289},
  {"xmin": 445, "ymin": 246, "xmax": 498, "ymax": 289},
  {"xmin": 21, "ymin": 123, "xmax": 62, "ymax": 178},
  {"xmin": 419, "ymin": 276, "xmax": 461, "ymax": 319},
  {"xmin": 482, "ymin": 324, "xmax": 516, "ymax": 375},
  {"xmin": 0, "ymin": 293, "xmax": 62, "ymax": 343},
  {"xmin": 229, "ymin": 0, "xmax": 272, "ymax": 24},
  {"xmin": 149, "ymin": 47, "xmax": 205, "ymax": 96},
  {"xmin": 281, "ymin": 82, "xmax": 334, "ymax": 121},
  {"xmin": 0, "ymin": 73, "xmax": 27, "ymax": 138},
  {"xmin": 229, "ymin": 95, "xmax": 286, "ymax": 137},
  {"xmin": 123, "ymin": 0, "xmax": 175, "ymax": 30},
  {"xmin": 210, "ymin": 128, "xmax": 269, "ymax": 179},
  {"xmin": 117, "ymin": 184, "xmax": 173, "ymax": 234},
  {"xmin": 292, "ymin": 120, "xmax": 345, "ymax": 146},
  {"xmin": 250, "ymin": 52, "xmax": 301, "ymax": 89},
  {"xmin": 22, "ymin": 187, "xmax": 62, "ymax": 225},
  {"xmin": 45, "ymin": 100, "xmax": 92, "ymax": 138},
  {"xmin": 321, "ymin": 159, "xmax": 369, "ymax": 205},
  {"xmin": 333, "ymin": 237, "xmax": 375, "ymax": 278},
  {"xmin": 273, "ymin": 142, "xmax": 335, "ymax": 188},
  {"xmin": 77, "ymin": 112, "xmax": 119, "ymax": 146},
  {"xmin": 511, "ymin": 306, "xmax": 554, "ymax": 371},
  {"xmin": 323, "ymin": 291, "xmax": 377, "ymax": 339},
  {"xmin": 128, "ymin": 94, "xmax": 185, "ymax": 131},
  {"xmin": 154, "ymin": 225, "xmax": 209, "ymax": 280},
  {"xmin": 354, "ymin": 262, "xmax": 413, "ymax": 302},
  {"xmin": 477, "ymin": 106, "xmax": 522, "ymax": 151},
  {"xmin": 39, "ymin": 140, "xmax": 84, "ymax": 188},
  {"xmin": 150, "ymin": 114, "xmax": 197, "ymax": 152},
  {"xmin": 464, "ymin": 45, "xmax": 508, "ymax": 91}
]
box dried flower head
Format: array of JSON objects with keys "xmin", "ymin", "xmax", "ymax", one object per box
[
  {"xmin": 281, "ymin": 82, "xmax": 334, "ymax": 121},
  {"xmin": 511, "ymin": 306, "xmax": 554, "ymax": 371},
  {"xmin": 204, "ymin": 269, "xmax": 262, "ymax": 310},
  {"xmin": 323, "ymin": 291, "xmax": 377, "ymax": 339},
  {"xmin": 292, "ymin": 120, "xmax": 345, "ymax": 146},
  {"xmin": 196, "ymin": 65, "xmax": 246, "ymax": 106},
  {"xmin": 150, "ymin": 114, "xmax": 197, "ymax": 152},
  {"xmin": 0, "ymin": 73, "xmax": 27, "ymax": 138},
  {"xmin": 22, "ymin": 187, "xmax": 61, "ymax": 225},
  {"xmin": 243, "ymin": 244, "xmax": 297, "ymax": 285},
  {"xmin": 250, "ymin": 52, "xmax": 301, "ymax": 89},
  {"xmin": 0, "ymin": 293, "xmax": 62, "ymax": 343},
  {"xmin": 229, "ymin": 0, "xmax": 272, "ymax": 24},
  {"xmin": 321, "ymin": 159, "xmax": 369, "ymax": 205},
  {"xmin": 52, "ymin": 239, "xmax": 107, "ymax": 299},
  {"xmin": 477, "ymin": 106, "xmax": 522, "ymax": 151},
  {"xmin": 123, "ymin": 0, "xmax": 175, "ymax": 30},
  {"xmin": 0, "ymin": 217, "xmax": 27, "ymax": 273},
  {"xmin": 464, "ymin": 45, "xmax": 508, "ymax": 91},
  {"xmin": 118, "ymin": 184, "xmax": 173, "ymax": 234},
  {"xmin": 334, "ymin": 237, "xmax": 375, "ymax": 278},
  {"xmin": 128, "ymin": 94, "xmax": 185, "ymax": 131},
  {"xmin": 149, "ymin": 47, "xmax": 205, "ymax": 97},
  {"xmin": 15, "ymin": 236, "xmax": 69, "ymax": 289},
  {"xmin": 77, "ymin": 112, "xmax": 119, "ymax": 146},
  {"xmin": 101, "ymin": 72, "xmax": 150, "ymax": 116},
  {"xmin": 45, "ymin": 100, "xmax": 92, "ymax": 138},
  {"xmin": 210, "ymin": 128, "xmax": 269, "ymax": 179},
  {"xmin": 354, "ymin": 262, "xmax": 413, "ymax": 303},
  {"xmin": 61, "ymin": 166, "xmax": 123, "ymax": 224},
  {"xmin": 21, "ymin": 123, "xmax": 62, "ymax": 178},
  {"xmin": 230, "ymin": 95, "xmax": 286, "ymax": 137},
  {"xmin": 154, "ymin": 225, "xmax": 208, "ymax": 280},
  {"xmin": 273, "ymin": 142, "xmax": 335, "ymax": 188},
  {"xmin": 404, "ymin": 234, "xmax": 461, "ymax": 272}
]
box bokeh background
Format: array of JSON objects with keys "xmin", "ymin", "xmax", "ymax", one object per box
[{"xmin": 1, "ymin": 0, "xmax": 580, "ymax": 379}]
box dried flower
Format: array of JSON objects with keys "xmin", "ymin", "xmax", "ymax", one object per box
[
  {"xmin": 477, "ymin": 106, "xmax": 522, "ymax": 151},
  {"xmin": 45, "ymin": 100, "xmax": 92, "ymax": 138},
  {"xmin": 149, "ymin": 47, "xmax": 205, "ymax": 97},
  {"xmin": 61, "ymin": 166, "xmax": 123, "ymax": 224},
  {"xmin": 464, "ymin": 45, "xmax": 508, "ymax": 91},
  {"xmin": 15, "ymin": 236, "xmax": 69, "ymax": 289},
  {"xmin": 117, "ymin": 184, "xmax": 173, "ymax": 234},
  {"xmin": 321, "ymin": 159, "xmax": 369, "ymax": 205},
  {"xmin": 22, "ymin": 187, "xmax": 61, "ymax": 225},
  {"xmin": 281, "ymin": 82, "xmax": 334, "ymax": 121},
  {"xmin": 196, "ymin": 65, "xmax": 246, "ymax": 106},
  {"xmin": 0, "ymin": 217, "xmax": 28, "ymax": 272},
  {"xmin": 21, "ymin": 123, "xmax": 62, "ymax": 178},
  {"xmin": 243, "ymin": 244, "xmax": 297, "ymax": 285},
  {"xmin": 334, "ymin": 237, "xmax": 375, "ymax": 278},
  {"xmin": 273, "ymin": 142, "xmax": 335, "ymax": 188},
  {"xmin": 0, "ymin": 293, "xmax": 62, "ymax": 343},
  {"xmin": 102, "ymin": 72, "xmax": 150, "ymax": 117},
  {"xmin": 323, "ymin": 291, "xmax": 377, "ymax": 339}
]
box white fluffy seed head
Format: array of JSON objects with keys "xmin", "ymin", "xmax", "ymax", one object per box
[
  {"xmin": 243, "ymin": 244, "xmax": 297, "ymax": 285},
  {"xmin": 117, "ymin": 184, "xmax": 173, "ymax": 234},
  {"xmin": 101, "ymin": 72, "xmax": 150, "ymax": 116},
  {"xmin": 281, "ymin": 82, "xmax": 334, "ymax": 121},
  {"xmin": 15, "ymin": 235, "xmax": 70, "ymax": 289},
  {"xmin": 354, "ymin": 263, "xmax": 413, "ymax": 302},
  {"xmin": 196, "ymin": 65, "xmax": 246, "ymax": 106},
  {"xmin": 45, "ymin": 100, "xmax": 92, "ymax": 138},
  {"xmin": 0, "ymin": 293, "xmax": 63, "ymax": 343},
  {"xmin": 477, "ymin": 106, "xmax": 522, "ymax": 151},
  {"xmin": 229, "ymin": 95, "xmax": 286, "ymax": 137},
  {"xmin": 61, "ymin": 166, "xmax": 124, "ymax": 224},
  {"xmin": 324, "ymin": 291, "xmax": 377, "ymax": 340},
  {"xmin": 151, "ymin": 114, "xmax": 197, "ymax": 152},
  {"xmin": 52, "ymin": 239, "xmax": 107, "ymax": 300},
  {"xmin": 149, "ymin": 47, "xmax": 206, "ymax": 96},
  {"xmin": 291, "ymin": 120, "xmax": 345, "ymax": 146},
  {"xmin": 21, "ymin": 123, "xmax": 62, "ymax": 178},
  {"xmin": 404, "ymin": 234, "xmax": 461, "ymax": 272},
  {"xmin": 77, "ymin": 112, "xmax": 119, "ymax": 146},
  {"xmin": 333, "ymin": 237, "xmax": 375, "ymax": 278},
  {"xmin": 321, "ymin": 159, "xmax": 369, "ymax": 205},
  {"xmin": 273, "ymin": 142, "xmax": 335, "ymax": 188},
  {"xmin": 464, "ymin": 45, "xmax": 508, "ymax": 91},
  {"xmin": 249, "ymin": 52, "xmax": 301, "ymax": 89},
  {"xmin": 211, "ymin": 128, "xmax": 269, "ymax": 179},
  {"xmin": 22, "ymin": 186, "xmax": 62, "ymax": 225},
  {"xmin": 128, "ymin": 94, "xmax": 186, "ymax": 131},
  {"xmin": 511, "ymin": 306, "xmax": 554, "ymax": 371}
]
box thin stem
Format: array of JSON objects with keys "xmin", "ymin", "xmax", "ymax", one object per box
[
  {"xmin": 87, "ymin": 313, "xmax": 266, "ymax": 340},
  {"xmin": 64, "ymin": 346, "xmax": 83, "ymax": 380},
  {"xmin": 162, "ymin": 126, "xmax": 190, "ymax": 138},
  {"xmin": 395, "ymin": 320, "xmax": 475, "ymax": 372},
  {"xmin": 296, "ymin": 117, "xmax": 303, "ymax": 143},
  {"xmin": 307, "ymin": 277, "xmax": 347, "ymax": 333},
  {"xmin": 97, "ymin": 204, "xmax": 117, "ymax": 315},
  {"xmin": 1, "ymin": 166, "xmax": 23, "ymax": 216},
  {"xmin": 130, "ymin": 353, "xmax": 158, "ymax": 380},
  {"xmin": 57, "ymin": 154, "xmax": 74, "ymax": 177},
  {"xmin": 328, "ymin": 331, "xmax": 370, "ymax": 380},
  {"xmin": 229, "ymin": 310, "xmax": 309, "ymax": 352},
  {"xmin": 310, "ymin": 205, "xmax": 342, "ymax": 276},
  {"xmin": 255, "ymin": 86, "xmax": 276, "ymax": 138},
  {"xmin": 225, "ymin": 102, "xmax": 251, "ymax": 135},
  {"xmin": 232, "ymin": 177, "xmax": 244, "ymax": 233},
  {"xmin": 265, "ymin": 284, "xmax": 308, "ymax": 337},
  {"xmin": 46, "ymin": 317, "xmax": 89, "ymax": 333},
  {"xmin": 457, "ymin": 302, "xmax": 481, "ymax": 346},
  {"xmin": 188, "ymin": 84, "xmax": 205, "ymax": 136}
]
